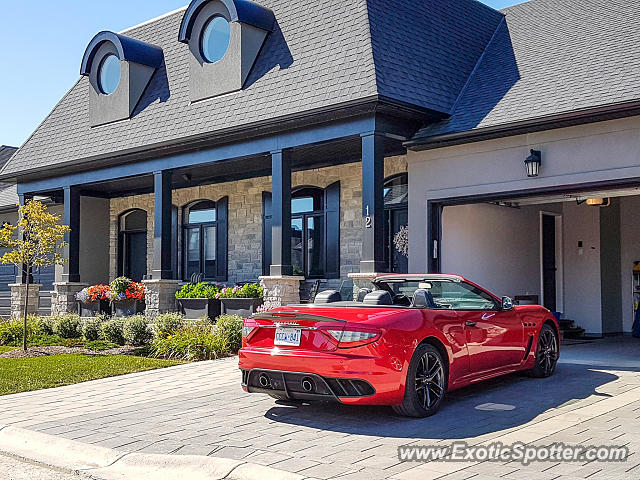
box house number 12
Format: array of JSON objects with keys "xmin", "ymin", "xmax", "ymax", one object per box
[{"xmin": 365, "ymin": 205, "xmax": 372, "ymax": 229}]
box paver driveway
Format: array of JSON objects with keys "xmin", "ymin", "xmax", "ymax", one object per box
[{"xmin": 0, "ymin": 338, "xmax": 639, "ymax": 480}]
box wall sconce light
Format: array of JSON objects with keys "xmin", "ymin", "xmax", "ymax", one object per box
[
  {"xmin": 585, "ymin": 197, "xmax": 610, "ymax": 207},
  {"xmin": 524, "ymin": 150, "xmax": 542, "ymax": 177}
]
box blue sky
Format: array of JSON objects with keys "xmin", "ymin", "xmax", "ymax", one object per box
[{"xmin": 0, "ymin": 0, "xmax": 523, "ymax": 148}]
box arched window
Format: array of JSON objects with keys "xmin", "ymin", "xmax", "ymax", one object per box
[
  {"xmin": 182, "ymin": 198, "xmax": 228, "ymax": 281},
  {"xmin": 383, "ymin": 173, "xmax": 408, "ymax": 273},
  {"xmin": 262, "ymin": 182, "xmax": 340, "ymax": 279},
  {"xmin": 291, "ymin": 187, "xmax": 325, "ymax": 278},
  {"xmin": 183, "ymin": 200, "xmax": 217, "ymax": 280},
  {"xmin": 118, "ymin": 209, "xmax": 147, "ymax": 281}
]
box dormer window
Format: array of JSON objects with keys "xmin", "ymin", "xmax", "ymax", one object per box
[
  {"xmin": 98, "ymin": 54, "xmax": 121, "ymax": 95},
  {"xmin": 201, "ymin": 16, "xmax": 230, "ymax": 63},
  {"xmin": 80, "ymin": 31, "xmax": 164, "ymax": 126},
  {"xmin": 179, "ymin": 0, "xmax": 275, "ymax": 101}
]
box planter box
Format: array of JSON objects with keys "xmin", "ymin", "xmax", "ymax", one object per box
[
  {"xmin": 178, "ymin": 298, "xmax": 221, "ymax": 320},
  {"xmin": 77, "ymin": 299, "xmax": 110, "ymax": 317},
  {"xmin": 113, "ymin": 299, "xmax": 145, "ymax": 317},
  {"xmin": 220, "ymin": 297, "xmax": 263, "ymax": 317}
]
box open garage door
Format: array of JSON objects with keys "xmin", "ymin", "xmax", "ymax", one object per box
[{"xmin": 436, "ymin": 186, "xmax": 640, "ymax": 338}]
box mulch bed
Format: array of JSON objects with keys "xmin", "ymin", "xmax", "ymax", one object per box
[{"xmin": 0, "ymin": 345, "xmax": 139, "ymax": 359}]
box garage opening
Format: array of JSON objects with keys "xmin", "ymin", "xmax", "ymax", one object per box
[{"xmin": 440, "ymin": 187, "xmax": 640, "ymax": 338}]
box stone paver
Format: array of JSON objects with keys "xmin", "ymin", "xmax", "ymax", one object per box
[{"xmin": 0, "ymin": 338, "xmax": 639, "ymax": 479}]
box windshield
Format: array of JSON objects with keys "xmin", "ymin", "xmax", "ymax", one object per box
[{"xmin": 376, "ymin": 279, "xmax": 498, "ymax": 310}]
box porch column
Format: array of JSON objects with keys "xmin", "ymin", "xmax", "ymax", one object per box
[
  {"xmin": 359, "ymin": 132, "xmax": 386, "ymax": 273},
  {"xmin": 270, "ymin": 149, "xmax": 293, "ymax": 276},
  {"xmin": 51, "ymin": 186, "xmax": 87, "ymax": 315},
  {"xmin": 152, "ymin": 170, "xmax": 174, "ymax": 280},
  {"xmin": 145, "ymin": 170, "xmax": 179, "ymax": 317},
  {"xmin": 62, "ymin": 186, "xmax": 81, "ymax": 283}
]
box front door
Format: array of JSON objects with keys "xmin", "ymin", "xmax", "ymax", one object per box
[
  {"xmin": 542, "ymin": 214, "xmax": 557, "ymax": 312},
  {"xmin": 384, "ymin": 208, "xmax": 409, "ymax": 273},
  {"xmin": 124, "ymin": 232, "xmax": 147, "ymax": 281}
]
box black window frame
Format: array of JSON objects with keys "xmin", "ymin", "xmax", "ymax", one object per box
[
  {"xmin": 383, "ymin": 173, "xmax": 409, "ymax": 273},
  {"xmin": 182, "ymin": 200, "xmax": 218, "ymax": 282},
  {"xmin": 117, "ymin": 209, "xmax": 148, "ymax": 280},
  {"xmin": 291, "ymin": 186, "xmax": 325, "ymax": 279}
]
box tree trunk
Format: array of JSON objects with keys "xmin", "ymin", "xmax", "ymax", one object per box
[{"xmin": 23, "ymin": 267, "xmax": 30, "ymax": 352}]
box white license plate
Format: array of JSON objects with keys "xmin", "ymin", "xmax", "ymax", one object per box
[{"xmin": 274, "ymin": 328, "xmax": 302, "ymax": 346}]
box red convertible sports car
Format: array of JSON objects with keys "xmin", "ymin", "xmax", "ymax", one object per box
[{"xmin": 239, "ymin": 274, "xmax": 560, "ymax": 417}]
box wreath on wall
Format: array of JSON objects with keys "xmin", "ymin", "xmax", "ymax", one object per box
[{"xmin": 393, "ymin": 225, "xmax": 409, "ymax": 258}]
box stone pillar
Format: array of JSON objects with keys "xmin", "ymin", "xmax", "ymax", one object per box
[
  {"xmin": 143, "ymin": 279, "xmax": 181, "ymax": 318},
  {"xmin": 348, "ymin": 272, "xmax": 383, "ymax": 301},
  {"xmin": 259, "ymin": 276, "xmax": 305, "ymax": 308},
  {"xmin": 9, "ymin": 283, "xmax": 42, "ymax": 318},
  {"xmin": 51, "ymin": 282, "xmax": 88, "ymax": 316}
]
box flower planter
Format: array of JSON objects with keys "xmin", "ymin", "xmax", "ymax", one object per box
[
  {"xmin": 113, "ymin": 299, "xmax": 144, "ymax": 317},
  {"xmin": 220, "ymin": 297, "xmax": 263, "ymax": 317},
  {"xmin": 77, "ymin": 299, "xmax": 110, "ymax": 317},
  {"xmin": 178, "ymin": 298, "xmax": 221, "ymax": 320}
]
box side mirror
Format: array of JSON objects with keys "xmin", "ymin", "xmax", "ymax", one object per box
[{"xmin": 501, "ymin": 296, "xmax": 514, "ymax": 310}]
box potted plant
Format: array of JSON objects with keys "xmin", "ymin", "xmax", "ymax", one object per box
[
  {"xmin": 175, "ymin": 282, "xmax": 222, "ymax": 319},
  {"xmin": 75, "ymin": 284, "xmax": 110, "ymax": 317},
  {"xmin": 218, "ymin": 282, "xmax": 263, "ymax": 317},
  {"xmin": 109, "ymin": 277, "xmax": 145, "ymax": 317}
]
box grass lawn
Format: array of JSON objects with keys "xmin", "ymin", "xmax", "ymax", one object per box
[
  {"xmin": 0, "ymin": 347, "xmax": 16, "ymax": 354},
  {"xmin": 0, "ymin": 354, "xmax": 182, "ymax": 395}
]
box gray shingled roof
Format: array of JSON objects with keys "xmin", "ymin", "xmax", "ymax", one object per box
[
  {"xmin": 0, "ymin": 147, "xmax": 18, "ymax": 208},
  {"xmin": 413, "ymin": 0, "xmax": 640, "ymax": 142},
  {"xmin": 2, "ymin": 0, "xmax": 501, "ymax": 178},
  {"xmin": 0, "ymin": 146, "xmax": 17, "ymax": 168}
]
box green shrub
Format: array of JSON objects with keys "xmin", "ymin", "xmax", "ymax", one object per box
[
  {"xmin": 33, "ymin": 316, "xmax": 55, "ymax": 335},
  {"xmin": 175, "ymin": 282, "xmax": 222, "ymax": 299},
  {"xmin": 0, "ymin": 319, "xmax": 35, "ymax": 345},
  {"xmin": 215, "ymin": 315, "xmax": 243, "ymax": 353},
  {"xmin": 153, "ymin": 313, "xmax": 185, "ymax": 339},
  {"xmin": 149, "ymin": 320, "xmax": 225, "ymax": 361},
  {"xmin": 85, "ymin": 340, "xmax": 119, "ymax": 351},
  {"xmin": 82, "ymin": 317, "xmax": 104, "ymax": 341},
  {"xmin": 101, "ymin": 319, "xmax": 125, "ymax": 346},
  {"xmin": 52, "ymin": 315, "xmax": 82, "ymax": 339},
  {"xmin": 123, "ymin": 315, "xmax": 152, "ymax": 346},
  {"xmin": 217, "ymin": 283, "xmax": 263, "ymax": 299},
  {"xmin": 110, "ymin": 276, "xmax": 133, "ymax": 296}
]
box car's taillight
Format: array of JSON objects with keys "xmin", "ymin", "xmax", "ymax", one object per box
[
  {"xmin": 242, "ymin": 318, "xmax": 258, "ymax": 346},
  {"xmin": 327, "ymin": 328, "xmax": 381, "ymax": 348}
]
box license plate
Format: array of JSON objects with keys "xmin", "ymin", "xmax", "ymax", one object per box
[{"xmin": 274, "ymin": 328, "xmax": 302, "ymax": 346}]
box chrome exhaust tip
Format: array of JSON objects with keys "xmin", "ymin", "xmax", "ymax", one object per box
[
  {"xmin": 258, "ymin": 373, "xmax": 271, "ymax": 388},
  {"xmin": 301, "ymin": 377, "xmax": 314, "ymax": 392}
]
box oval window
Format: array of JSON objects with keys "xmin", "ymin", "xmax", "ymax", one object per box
[
  {"xmin": 98, "ymin": 54, "xmax": 121, "ymax": 95},
  {"xmin": 200, "ymin": 16, "xmax": 230, "ymax": 63}
]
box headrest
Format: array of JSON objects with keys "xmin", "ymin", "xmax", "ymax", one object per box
[
  {"xmin": 363, "ymin": 290, "xmax": 393, "ymax": 306},
  {"xmin": 413, "ymin": 289, "xmax": 433, "ymax": 309},
  {"xmin": 314, "ymin": 290, "xmax": 342, "ymax": 304},
  {"xmin": 357, "ymin": 288, "xmax": 371, "ymax": 302}
]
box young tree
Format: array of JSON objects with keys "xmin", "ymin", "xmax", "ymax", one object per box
[{"xmin": 0, "ymin": 200, "xmax": 70, "ymax": 350}]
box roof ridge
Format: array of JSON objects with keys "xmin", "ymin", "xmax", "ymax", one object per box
[
  {"xmin": 448, "ymin": 15, "xmax": 506, "ymax": 115},
  {"xmin": 119, "ymin": 5, "xmax": 188, "ymax": 35}
]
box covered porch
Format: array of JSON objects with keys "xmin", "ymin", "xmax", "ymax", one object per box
[{"xmin": 13, "ymin": 113, "xmax": 413, "ymax": 316}]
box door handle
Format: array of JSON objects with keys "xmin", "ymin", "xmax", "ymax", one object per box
[{"xmin": 465, "ymin": 321, "xmax": 477, "ymax": 327}]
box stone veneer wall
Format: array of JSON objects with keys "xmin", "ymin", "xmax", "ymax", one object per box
[{"xmin": 109, "ymin": 156, "xmax": 407, "ymax": 284}]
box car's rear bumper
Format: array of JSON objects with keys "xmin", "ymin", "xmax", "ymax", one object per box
[{"xmin": 238, "ymin": 347, "xmax": 406, "ymax": 405}]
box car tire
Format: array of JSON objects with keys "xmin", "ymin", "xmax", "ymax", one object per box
[
  {"xmin": 392, "ymin": 343, "xmax": 448, "ymax": 418},
  {"xmin": 526, "ymin": 323, "xmax": 559, "ymax": 378}
]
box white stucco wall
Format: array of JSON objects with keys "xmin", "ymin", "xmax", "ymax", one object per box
[
  {"xmin": 408, "ymin": 116, "xmax": 640, "ymax": 336},
  {"xmin": 620, "ymin": 196, "xmax": 640, "ymax": 332}
]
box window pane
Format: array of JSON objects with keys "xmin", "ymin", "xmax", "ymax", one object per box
[
  {"xmin": 201, "ymin": 16, "xmax": 230, "ymax": 63},
  {"xmin": 204, "ymin": 226, "xmax": 217, "ymax": 278},
  {"xmin": 122, "ymin": 210, "xmax": 146, "ymax": 231},
  {"xmin": 307, "ymin": 216, "xmax": 324, "ymax": 278},
  {"xmin": 292, "ymin": 197, "xmax": 315, "ymax": 214},
  {"xmin": 188, "ymin": 208, "xmax": 216, "ymax": 224},
  {"xmin": 431, "ymin": 282, "xmax": 496, "ymax": 310},
  {"xmin": 98, "ymin": 54, "xmax": 121, "ymax": 95},
  {"xmin": 291, "ymin": 218, "xmax": 304, "ymax": 275},
  {"xmin": 185, "ymin": 227, "xmax": 200, "ymax": 279}
]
